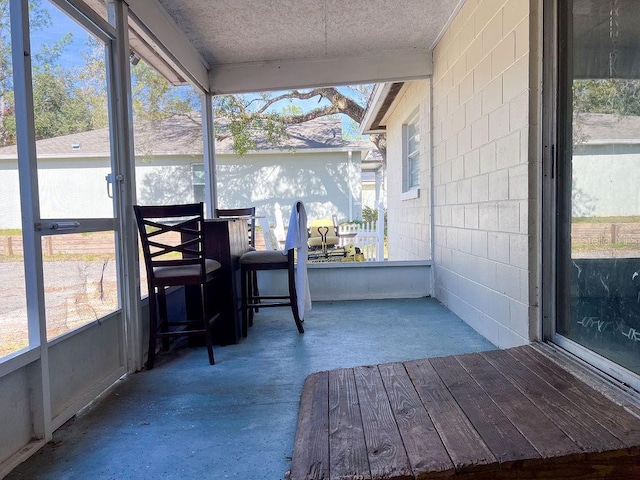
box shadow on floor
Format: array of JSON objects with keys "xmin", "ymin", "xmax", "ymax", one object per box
[{"xmin": 7, "ymin": 298, "xmax": 496, "ymax": 480}]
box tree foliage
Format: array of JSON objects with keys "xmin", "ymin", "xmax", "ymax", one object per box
[
  {"xmin": 212, "ymin": 87, "xmax": 387, "ymax": 160},
  {"xmin": 573, "ymin": 79, "xmax": 640, "ymax": 116},
  {"xmin": 131, "ymin": 61, "xmax": 198, "ymax": 123},
  {"xmin": 572, "ymin": 79, "xmax": 640, "ymax": 146},
  {"xmin": 0, "ymin": 0, "xmax": 94, "ymax": 146},
  {"xmin": 32, "ymin": 64, "xmax": 95, "ymax": 139}
]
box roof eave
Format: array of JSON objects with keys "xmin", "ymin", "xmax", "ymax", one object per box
[{"xmin": 360, "ymin": 82, "xmax": 405, "ymax": 134}]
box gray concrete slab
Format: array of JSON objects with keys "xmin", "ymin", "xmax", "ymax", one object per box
[{"xmin": 6, "ymin": 298, "xmax": 496, "ymax": 480}]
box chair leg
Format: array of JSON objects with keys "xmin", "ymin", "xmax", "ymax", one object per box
[
  {"xmin": 241, "ymin": 265, "xmax": 249, "ymax": 337},
  {"xmin": 146, "ymin": 289, "xmax": 158, "ymax": 370},
  {"xmin": 288, "ymin": 268, "xmax": 304, "ymax": 334},
  {"xmin": 157, "ymin": 289, "xmax": 170, "ymax": 351},
  {"xmin": 248, "ymin": 270, "xmax": 255, "ymax": 328},
  {"xmin": 201, "ymin": 284, "xmax": 215, "ymax": 365},
  {"xmin": 252, "ymin": 271, "xmax": 260, "ymax": 313}
]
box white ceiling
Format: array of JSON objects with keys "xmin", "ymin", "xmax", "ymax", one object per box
[{"xmin": 132, "ymin": 0, "xmax": 461, "ymax": 94}]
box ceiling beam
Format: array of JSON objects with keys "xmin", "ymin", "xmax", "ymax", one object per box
[
  {"xmin": 125, "ymin": 0, "xmax": 209, "ymax": 92},
  {"xmin": 209, "ymin": 51, "xmax": 432, "ymax": 95}
]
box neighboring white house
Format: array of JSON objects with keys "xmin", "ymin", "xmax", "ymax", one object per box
[
  {"xmin": 572, "ymin": 113, "xmax": 640, "ymax": 217},
  {"xmin": 0, "ymin": 115, "xmax": 378, "ymax": 229}
]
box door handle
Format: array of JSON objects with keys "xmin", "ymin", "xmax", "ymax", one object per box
[{"xmin": 105, "ymin": 173, "xmax": 124, "ymax": 198}]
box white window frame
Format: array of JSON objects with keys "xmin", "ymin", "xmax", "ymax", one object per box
[{"xmin": 402, "ymin": 111, "xmax": 420, "ymax": 200}]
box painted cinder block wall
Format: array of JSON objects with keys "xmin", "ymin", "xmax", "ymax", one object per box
[
  {"xmin": 431, "ymin": 0, "xmax": 534, "ymax": 348},
  {"xmin": 385, "ymin": 81, "xmax": 432, "ymax": 261}
]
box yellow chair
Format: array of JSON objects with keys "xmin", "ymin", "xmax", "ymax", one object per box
[{"xmin": 307, "ymin": 218, "xmax": 339, "ymax": 252}]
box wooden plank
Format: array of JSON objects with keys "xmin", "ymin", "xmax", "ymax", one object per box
[
  {"xmin": 353, "ymin": 365, "xmax": 413, "ymax": 480},
  {"xmin": 481, "ymin": 349, "xmax": 626, "ymax": 453},
  {"xmin": 329, "ymin": 368, "xmax": 371, "ymax": 480},
  {"xmin": 291, "ymin": 372, "xmax": 329, "ymax": 480},
  {"xmin": 511, "ymin": 346, "xmax": 640, "ymax": 451},
  {"xmin": 378, "ymin": 362, "xmax": 455, "ymax": 478},
  {"xmin": 429, "ymin": 355, "xmax": 540, "ymax": 465},
  {"xmin": 404, "ymin": 358, "xmax": 496, "ymax": 473},
  {"xmin": 455, "ymin": 352, "xmax": 582, "ymax": 459},
  {"xmin": 439, "ymin": 451, "xmax": 640, "ymax": 480}
]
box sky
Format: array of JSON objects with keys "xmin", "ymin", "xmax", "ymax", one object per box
[
  {"xmin": 30, "ymin": 1, "xmax": 369, "ymax": 139},
  {"xmin": 31, "ymin": 2, "xmax": 91, "ymax": 69}
]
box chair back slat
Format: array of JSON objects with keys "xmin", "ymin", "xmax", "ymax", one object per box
[
  {"xmin": 134, "ymin": 203, "xmax": 207, "ymax": 284},
  {"xmin": 216, "ymin": 207, "xmax": 256, "ymax": 248}
]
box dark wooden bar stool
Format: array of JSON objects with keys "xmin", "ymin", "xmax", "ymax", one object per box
[
  {"xmin": 239, "ymin": 202, "xmax": 306, "ymax": 336},
  {"xmin": 215, "ymin": 207, "xmax": 259, "ymax": 312},
  {"xmin": 134, "ymin": 203, "xmax": 221, "ymax": 368}
]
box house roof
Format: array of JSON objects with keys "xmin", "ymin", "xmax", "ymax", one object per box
[
  {"xmin": 360, "ymin": 82, "xmax": 406, "ymax": 133},
  {"xmin": 0, "ymin": 115, "xmax": 376, "ymax": 158}
]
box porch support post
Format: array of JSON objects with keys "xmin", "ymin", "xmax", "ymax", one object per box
[
  {"xmin": 377, "ymin": 201, "xmax": 385, "ymax": 261},
  {"xmin": 10, "ymin": 0, "xmax": 51, "ymax": 441},
  {"xmin": 202, "ymin": 92, "xmax": 218, "ymax": 218},
  {"xmin": 375, "ymin": 166, "xmax": 385, "ymax": 261},
  {"xmin": 107, "ymin": 0, "xmax": 144, "ymax": 372}
]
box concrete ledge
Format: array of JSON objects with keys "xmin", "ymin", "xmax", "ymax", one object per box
[{"xmin": 260, "ymin": 260, "xmax": 432, "ymax": 301}]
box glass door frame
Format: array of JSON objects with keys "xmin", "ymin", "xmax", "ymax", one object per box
[{"xmin": 542, "ymin": 0, "xmax": 640, "ymax": 392}]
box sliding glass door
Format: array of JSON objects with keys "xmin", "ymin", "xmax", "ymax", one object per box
[{"xmin": 554, "ymin": 0, "xmax": 640, "ymax": 383}]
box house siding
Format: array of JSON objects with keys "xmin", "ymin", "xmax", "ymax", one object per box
[
  {"xmin": 385, "ymin": 81, "xmax": 432, "ymax": 261},
  {"xmin": 432, "ymin": 0, "xmax": 533, "ymax": 348},
  {"xmin": 215, "ymin": 151, "xmax": 362, "ymax": 224},
  {"xmin": 0, "ymin": 151, "xmax": 363, "ymax": 229}
]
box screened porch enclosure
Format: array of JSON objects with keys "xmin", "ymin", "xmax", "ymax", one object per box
[
  {"xmin": 3, "ymin": 0, "xmax": 640, "ymax": 478},
  {"xmin": 0, "ymin": 0, "xmax": 442, "ymax": 475}
]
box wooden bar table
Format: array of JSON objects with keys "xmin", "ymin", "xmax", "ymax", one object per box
[{"xmin": 185, "ymin": 218, "xmax": 249, "ymax": 345}]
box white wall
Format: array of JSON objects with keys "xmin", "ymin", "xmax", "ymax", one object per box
[
  {"xmin": 385, "ymin": 81, "xmax": 432, "ymax": 261},
  {"xmin": 573, "ymin": 148, "xmax": 640, "ymax": 217},
  {"xmin": 215, "ymin": 151, "xmax": 362, "ymax": 225},
  {"xmin": 0, "ymin": 315, "xmax": 126, "ymax": 477},
  {"xmin": 258, "ymin": 261, "xmax": 432, "ymax": 300},
  {"xmin": 432, "ymin": 0, "xmax": 533, "ymax": 348},
  {"xmin": 0, "ymin": 161, "xmax": 21, "ymax": 228}
]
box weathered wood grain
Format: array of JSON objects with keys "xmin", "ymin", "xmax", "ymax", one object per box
[
  {"xmin": 455, "ymin": 352, "xmax": 580, "ymax": 459},
  {"xmin": 404, "ymin": 358, "xmax": 495, "ymax": 473},
  {"xmin": 511, "ymin": 346, "xmax": 640, "ymax": 452},
  {"xmin": 328, "ymin": 368, "xmax": 371, "ymax": 480},
  {"xmin": 353, "ymin": 365, "xmax": 413, "ymax": 480},
  {"xmin": 291, "ymin": 371, "xmax": 329, "ymax": 480},
  {"xmin": 481, "ymin": 349, "xmax": 625, "ymax": 453},
  {"xmin": 429, "ymin": 354, "xmax": 540, "ymax": 464},
  {"xmin": 378, "ymin": 362, "xmax": 454, "ymax": 478},
  {"xmin": 292, "ymin": 346, "xmax": 640, "ymax": 480}
]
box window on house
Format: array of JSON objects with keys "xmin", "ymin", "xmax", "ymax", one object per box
[
  {"xmin": 404, "ymin": 113, "xmax": 420, "ymax": 195},
  {"xmin": 192, "ymin": 163, "xmax": 205, "ymax": 203}
]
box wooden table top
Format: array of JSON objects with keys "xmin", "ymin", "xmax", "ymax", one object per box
[{"xmin": 290, "ymin": 344, "xmax": 640, "ymax": 480}]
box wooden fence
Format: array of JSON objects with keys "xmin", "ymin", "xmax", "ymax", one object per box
[
  {"xmin": 572, "ymin": 223, "xmax": 640, "ymax": 247},
  {"xmin": 4, "ymin": 223, "xmax": 635, "ymax": 259},
  {"xmin": 0, "ymin": 233, "xmax": 116, "ymax": 257}
]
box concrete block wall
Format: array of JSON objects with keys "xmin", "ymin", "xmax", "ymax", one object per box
[
  {"xmin": 385, "ymin": 81, "xmax": 432, "ymax": 261},
  {"xmin": 432, "ymin": 0, "xmax": 532, "ymax": 348}
]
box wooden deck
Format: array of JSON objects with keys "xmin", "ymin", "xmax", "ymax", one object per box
[{"xmin": 290, "ymin": 345, "xmax": 640, "ymax": 479}]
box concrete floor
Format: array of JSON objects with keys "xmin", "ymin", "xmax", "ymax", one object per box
[{"xmin": 7, "ymin": 298, "xmax": 496, "ymax": 480}]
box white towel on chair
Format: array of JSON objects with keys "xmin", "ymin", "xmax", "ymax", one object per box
[{"xmin": 284, "ymin": 200, "xmax": 311, "ymax": 319}]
